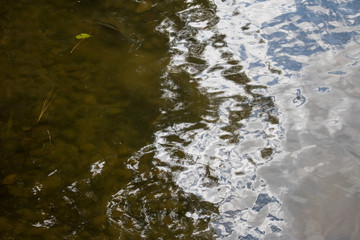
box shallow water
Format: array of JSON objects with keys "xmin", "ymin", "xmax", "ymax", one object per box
[{"xmin": 1, "ymin": 0, "xmax": 359, "ymax": 239}]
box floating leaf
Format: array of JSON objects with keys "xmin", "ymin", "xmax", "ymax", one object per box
[
  {"xmin": 76, "ymin": 33, "xmax": 91, "ymax": 39},
  {"xmin": 71, "ymin": 33, "xmax": 91, "ymax": 53}
]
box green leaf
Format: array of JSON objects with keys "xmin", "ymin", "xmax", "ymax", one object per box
[{"xmin": 76, "ymin": 33, "xmax": 91, "ymax": 39}]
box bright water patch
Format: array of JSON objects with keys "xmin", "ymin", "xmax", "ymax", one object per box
[
  {"xmin": 153, "ymin": 0, "xmax": 285, "ymax": 238},
  {"xmin": 147, "ymin": 0, "xmax": 360, "ymax": 239}
]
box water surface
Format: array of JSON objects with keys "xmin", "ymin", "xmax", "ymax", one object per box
[{"xmin": 1, "ymin": 0, "xmax": 359, "ymax": 239}]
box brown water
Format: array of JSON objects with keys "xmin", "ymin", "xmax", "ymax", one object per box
[
  {"xmin": 1, "ymin": 0, "xmax": 360, "ymax": 239},
  {"xmin": 0, "ymin": 0, "xmax": 217, "ymax": 239}
]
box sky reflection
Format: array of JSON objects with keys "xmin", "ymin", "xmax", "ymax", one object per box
[{"xmin": 153, "ymin": 0, "xmax": 360, "ymax": 239}]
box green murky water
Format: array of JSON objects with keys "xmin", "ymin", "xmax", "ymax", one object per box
[{"xmin": 0, "ymin": 1, "xmax": 217, "ymax": 238}]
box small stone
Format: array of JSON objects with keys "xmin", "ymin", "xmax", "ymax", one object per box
[
  {"xmin": 2, "ymin": 173, "xmax": 18, "ymax": 185},
  {"xmin": 0, "ymin": 217, "xmax": 13, "ymax": 231},
  {"xmin": 136, "ymin": 0, "xmax": 152, "ymax": 13},
  {"xmin": 92, "ymin": 214, "xmax": 107, "ymax": 230}
]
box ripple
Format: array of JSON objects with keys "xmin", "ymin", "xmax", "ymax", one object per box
[{"xmin": 152, "ymin": 0, "xmax": 360, "ymax": 239}]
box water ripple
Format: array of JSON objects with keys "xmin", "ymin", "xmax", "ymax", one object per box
[
  {"xmin": 123, "ymin": 0, "xmax": 360, "ymax": 238},
  {"xmin": 153, "ymin": 0, "xmax": 285, "ymax": 238}
]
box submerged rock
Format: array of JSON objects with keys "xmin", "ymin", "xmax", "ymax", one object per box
[
  {"xmin": 2, "ymin": 173, "xmax": 18, "ymax": 185},
  {"xmin": 93, "ymin": 19, "xmax": 130, "ymax": 43}
]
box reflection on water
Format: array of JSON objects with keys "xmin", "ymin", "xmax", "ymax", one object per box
[
  {"xmin": 1, "ymin": 0, "xmax": 359, "ymax": 239},
  {"xmin": 211, "ymin": 0, "xmax": 360, "ymax": 239},
  {"xmin": 261, "ymin": 42, "xmax": 360, "ymax": 239},
  {"xmin": 154, "ymin": 0, "xmax": 284, "ymax": 238},
  {"xmin": 153, "ymin": 0, "xmax": 360, "ymax": 238}
]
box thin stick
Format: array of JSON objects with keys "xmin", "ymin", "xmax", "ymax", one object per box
[
  {"xmin": 70, "ymin": 38, "xmax": 85, "ymax": 53},
  {"xmin": 47, "ymin": 129, "xmax": 52, "ymax": 145},
  {"xmin": 41, "ymin": 130, "xmax": 52, "ymax": 151},
  {"xmin": 37, "ymin": 89, "xmax": 55, "ymax": 124}
]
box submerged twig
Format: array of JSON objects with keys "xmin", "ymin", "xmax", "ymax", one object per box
[
  {"xmin": 41, "ymin": 129, "xmax": 52, "ymax": 151},
  {"xmin": 37, "ymin": 89, "xmax": 55, "ymax": 124},
  {"xmin": 47, "ymin": 129, "xmax": 52, "ymax": 145},
  {"xmin": 70, "ymin": 38, "xmax": 85, "ymax": 53}
]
